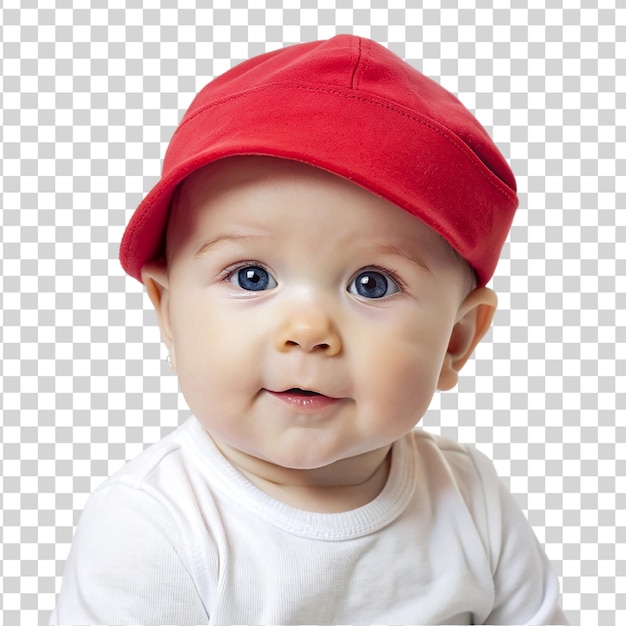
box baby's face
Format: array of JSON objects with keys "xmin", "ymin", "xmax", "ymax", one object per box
[{"xmin": 147, "ymin": 156, "xmax": 482, "ymax": 473}]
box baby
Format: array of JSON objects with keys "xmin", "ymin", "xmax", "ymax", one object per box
[{"xmin": 51, "ymin": 35, "xmax": 567, "ymax": 624}]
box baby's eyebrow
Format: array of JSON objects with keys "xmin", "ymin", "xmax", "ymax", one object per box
[
  {"xmin": 193, "ymin": 234, "xmax": 432, "ymax": 274},
  {"xmin": 193, "ymin": 234, "xmax": 265, "ymax": 259},
  {"xmin": 363, "ymin": 242, "xmax": 433, "ymax": 275}
]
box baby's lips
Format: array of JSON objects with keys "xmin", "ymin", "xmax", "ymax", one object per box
[
  {"xmin": 270, "ymin": 386, "xmax": 342, "ymax": 400},
  {"xmin": 283, "ymin": 388, "xmax": 323, "ymax": 396}
]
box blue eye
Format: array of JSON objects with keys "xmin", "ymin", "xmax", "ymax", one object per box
[
  {"xmin": 230, "ymin": 265, "xmax": 277, "ymax": 291},
  {"xmin": 349, "ymin": 270, "xmax": 400, "ymax": 299}
]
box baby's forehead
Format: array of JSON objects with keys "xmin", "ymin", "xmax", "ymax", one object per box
[
  {"xmin": 168, "ymin": 156, "xmax": 467, "ymax": 272},
  {"xmin": 173, "ymin": 156, "xmax": 435, "ymax": 237},
  {"xmin": 178, "ymin": 155, "xmax": 352, "ymax": 201}
]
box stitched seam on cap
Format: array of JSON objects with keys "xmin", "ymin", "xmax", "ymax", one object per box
[
  {"xmin": 171, "ymin": 83, "xmax": 517, "ymax": 204},
  {"xmin": 292, "ymin": 86, "xmax": 517, "ymax": 204},
  {"xmin": 349, "ymin": 37, "xmax": 363, "ymax": 90}
]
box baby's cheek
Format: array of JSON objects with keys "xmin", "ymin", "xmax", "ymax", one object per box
[{"xmin": 358, "ymin": 338, "xmax": 437, "ymax": 404}]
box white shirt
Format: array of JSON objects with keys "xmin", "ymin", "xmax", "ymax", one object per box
[{"xmin": 51, "ymin": 416, "xmax": 567, "ymax": 625}]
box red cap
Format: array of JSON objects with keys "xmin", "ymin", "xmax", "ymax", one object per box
[{"xmin": 120, "ymin": 35, "xmax": 518, "ymax": 286}]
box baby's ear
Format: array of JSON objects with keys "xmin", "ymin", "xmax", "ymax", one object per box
[
  {"xmin": 141, "ymin": 260, "xmax": 175, "ymax": 364},
  {"xmin": 437, "ymin": 287, "xmax": 498, "ymax": 391}
]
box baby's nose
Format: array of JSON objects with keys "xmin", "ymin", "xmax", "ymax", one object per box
[{"xmin": 274, "ymin": 306, "xmax": 341, "ymax": 356}]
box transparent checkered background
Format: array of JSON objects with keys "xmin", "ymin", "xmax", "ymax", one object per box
[{"xmin": 1, "ymin": 1, "xmax": 623, "ymax": 625}]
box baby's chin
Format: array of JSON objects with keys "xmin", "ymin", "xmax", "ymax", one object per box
[
  {"xmin": 256, "ymin": 450, "xmax": 356, "ymax": 473},
  {"xmin": 257, "ymin": 445, "xmax": 392, "ymax": 481}
]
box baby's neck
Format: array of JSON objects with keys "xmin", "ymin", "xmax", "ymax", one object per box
[{"xmin": 215, "ymin": 442, "xmax": 393, "ymax": 513}]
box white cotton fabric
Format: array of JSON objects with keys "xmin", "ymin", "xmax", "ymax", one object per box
[{"xmin": 50, "ymin": 416, "xmax": 567, "ymax": 625}]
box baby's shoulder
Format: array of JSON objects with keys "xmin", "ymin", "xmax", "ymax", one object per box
[
  {"xmin": 410, "ymin": 428, "xmax": 492, "ymax": 467},
  {"xmin": 96, "ymin": 424, "xmax": 185, "ymax": 490},
  {"xmin": 86, "ymin": 418, "xmax": 210, "ymax": 522},
  {"xmin": 79, "ymin": 418, "xmax": 219, "ymax": 551},
  {"xmin": 407, "ymin": 428, "xmax": 504, "ymax": 506}
]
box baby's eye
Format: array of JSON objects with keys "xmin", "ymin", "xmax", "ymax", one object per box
[
  {"xmin": 229, "ymin": 265, "xmax": 277, "ymax": 291},
  {"xmin": 348, "ymin": 270, "xmax": 400, "ymax": 299}
]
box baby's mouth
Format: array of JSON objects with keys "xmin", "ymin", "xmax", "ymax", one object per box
[
  {"xmin": 266, "ymin": 388, "xmax": 341, "ymax": 412},
  {"xmin": 285, "ymin": 388, "xmax": 321, "ymax": 396}
]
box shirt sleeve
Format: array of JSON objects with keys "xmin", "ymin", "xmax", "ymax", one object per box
[
  {"xmin": 466, "ymin": 445, "xmax": 569, "ymax": 626},
  {"xmin": 49, "ymin": 482, "xmax": 210, "ymax": 626}
]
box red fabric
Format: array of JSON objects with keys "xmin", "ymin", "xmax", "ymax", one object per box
[{"xmin": 120, "ymin": 35, "xmax": 518, "ymax": 286}]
